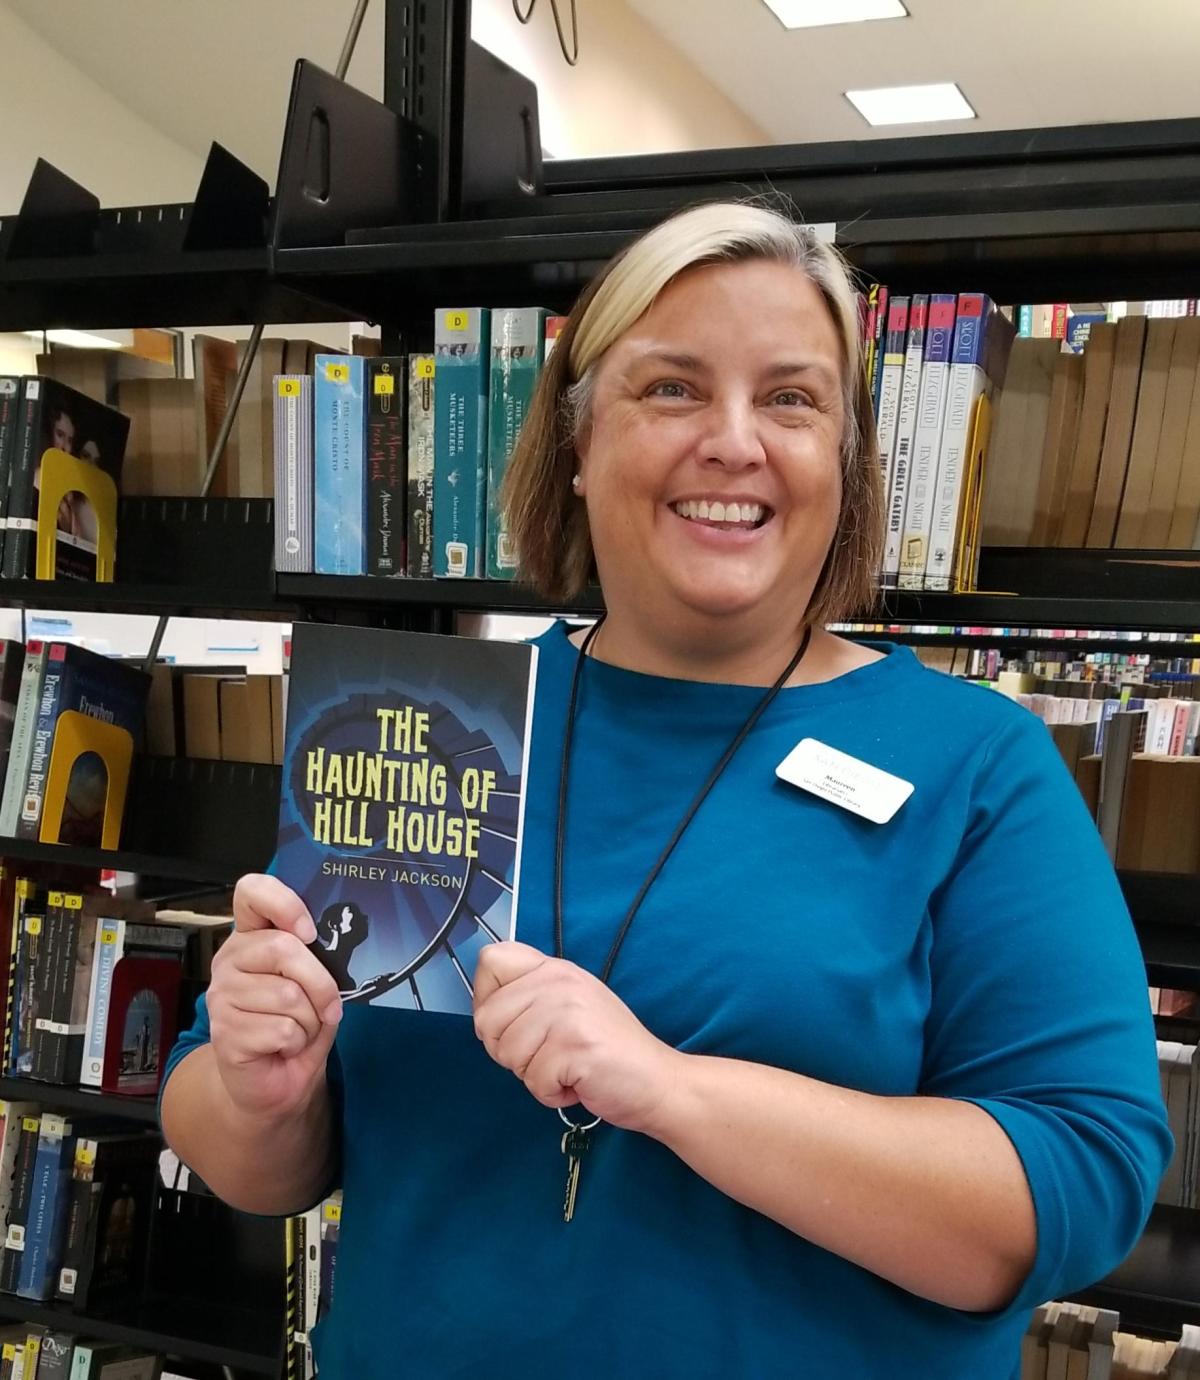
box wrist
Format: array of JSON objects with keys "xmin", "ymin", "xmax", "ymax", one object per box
[{"xmin": 636, "ymin": 1045, "xmax": 697, "ymax": 1145}]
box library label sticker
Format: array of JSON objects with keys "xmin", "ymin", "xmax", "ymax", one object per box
[{"xmin": 776, "ymin": 738, "xmax": 912, "ymax": 824}]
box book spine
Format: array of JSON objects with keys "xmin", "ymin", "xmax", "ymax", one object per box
[
  {"xmin": 50, "ymin": 896, "xmax": 85, "ymax": 1084},
  {"xmin": 16, "ymin": 646, "xmax": 67, "ymax": 841},
  {"xmin": 875, "ymin": 296, "xmax": 911, "ymax": 518},
  {"xmin": 29, "ymin": 894, "xmax": 64, "ymax": 1083},
  {"xmin": 406, "ymin": 357, "xmax": 435, "ymax": 579},
  {"xmin": 272, "ymin": 377, "xmax": 313, "ymax": 574},
  {"xmin": 0, "ymin": 380, "xmax": 22, "ymax": 537},
  {"xmin": 17, "ymin": 1117, "xmax": 69, "ymax": 1299},
  {"xmin": 1, "ymin": 383, "xmax": 42, "ymax": 581},
  {"xmin": 313, "ymin": 357, "xmax": 366, "ymax": 576},
  {"xmin": 364, "ymin": 358, "xmax": 407, "ymax": 577},
  {"xmin": 81, "ymin": 920, "xmax": 124, "ymax": 1088},
  {"xmin": 1, "ymin": 1115, "xmax": 43, "ymax": 1291},
  {"xmin": 870, "ymin": 285, "xmax": 889, "ymax": 420},
  {"xmin": 8, "ymin": 902, "xmax": 41, "ymax": 1078},
  {"xmin": 53, "ymin": 1139, "xmax": 93, "ymax": 1303},
  {"xmin": 433, "ymin": 308, "xmax": 491, "ymax": 577},
  {"xmin": 486, "ymin": 309, "xmax": 544, "ymax": 580},
  {"xmin": 899, "ymin": 294, "xmax": 958, "ymax": 590},
  {"xmin": 0, "ymin": 645, "xmax": 48, "ymax": 837},
  {"xmin": 925, "ymin": 294, "xmax": 992, "ymax": 592},
  {"xmin": 882, "ymin": 295, "xmax": 928, "ymax": 588}
]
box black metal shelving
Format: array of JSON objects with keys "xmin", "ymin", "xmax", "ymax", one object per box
[
  {"xmin": 0, "ymin": 836, "xmax": 246, "ymax": 886},
  {"xmin": 0, "ymin": 1077, "xmax": 159, "ymax": 1125},
  {"xmin": 1073, "ymin": 1204, "xmax": 1200, "ymax": 1338}
]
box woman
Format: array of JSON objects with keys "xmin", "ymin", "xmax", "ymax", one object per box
[{"xmin": 161, "ymin": 202, "xmax": 1170, "ymax": 1378}]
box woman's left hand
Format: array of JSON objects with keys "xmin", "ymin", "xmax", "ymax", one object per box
[{"xmin": 473, "ymin": 941, "xmax": 681, "ymax": 1136}]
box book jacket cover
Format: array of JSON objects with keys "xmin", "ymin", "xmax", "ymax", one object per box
[{"xmin": 276, "ymin": 623, "xmax": 538, "ymax": 1016}]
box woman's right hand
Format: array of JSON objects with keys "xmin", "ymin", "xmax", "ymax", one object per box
[{"xmin": 208, "ymin": 874, "xmax": 344, "ymax": 1123}]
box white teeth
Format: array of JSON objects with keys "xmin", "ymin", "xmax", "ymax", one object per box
[
  {"xmin": 672, "ymin": 500, "xmax": 767, "ymax": 525},
  {"xmin": 697, "ymin": 499, "xmax": 710, "ymax": 520},
  {"xmin": 726, "ymin": 502, "xmax": 741, "ymax": 524},
  {"xmin": 709, "ymin": 501, "xmax": 725, "ymax": 522}
]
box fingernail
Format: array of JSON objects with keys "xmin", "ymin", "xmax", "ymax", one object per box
[
  {"xmin": 299, "ymin": 914, "xmax": 318, "ymax": 945},
  {"xmin": 323, "ymin": 1000, "xmax": 343, "ymax": 1025}
]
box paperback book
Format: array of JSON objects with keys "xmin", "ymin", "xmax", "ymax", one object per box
[{"xmin": 275, "ymin": 622, "xmax": 538, "ymax": 1015}]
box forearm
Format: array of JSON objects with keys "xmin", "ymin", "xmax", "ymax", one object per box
[
  {"xmin": 648, "ymin": 1052, "xmax": 1036, "ymax": 1312},
  {"xmin": 160, "ymin": 1044, "xmax": 337, "ymax": 1216}
]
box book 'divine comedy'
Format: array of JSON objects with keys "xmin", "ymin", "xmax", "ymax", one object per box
[{"xmin": 276, "ymin": 623, "xmax": 538, "ymax": 1016}]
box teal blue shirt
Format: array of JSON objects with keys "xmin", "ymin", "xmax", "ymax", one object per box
[{"xmin": 165, "ymin": 625, "xmax": 1170, "ymax": 1378}]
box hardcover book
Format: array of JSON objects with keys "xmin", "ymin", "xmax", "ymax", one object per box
[
  {"xmin": 433, "ymin": 309, "xmax": 491, "ymax": 578},
  {"xmin": 313, "ymin": 356, "xmax": 366, "ymax": 576},
  {"xmin": 406, "ymin": 356, "xmax": 435, "ymax": 578},
  {"xmin": 486, "ymin": 308, "xmax": 545, "ymax": 579},
  {"xmin": 272, "ymin": 376, "xmax": 313, "ymax": 574},
  {"xmin": 275, "ymin": 622, "xmax": 538, "ymax": 1015},
  {"xmin": 365, "ymin": 357, "xmax": 406, "ymax": 577}
]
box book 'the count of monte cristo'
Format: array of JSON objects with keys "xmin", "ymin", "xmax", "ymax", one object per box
[{"xmin": 276, "ymin": 624, "xmax": 538, "ymax": 1016}]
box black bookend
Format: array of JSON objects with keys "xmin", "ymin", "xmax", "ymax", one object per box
[
  {"xmin": 271, "ymin": 59, "xmax": 420, "ymax": 249},
  {"xmin": 183, "ymin": 142, "xmax": 270, "ymax": 252},
  {"xmin": 5, "ymin": 158, "xmax": 100, "ymax": 259},
  {"xmin": 460, "ymin": 41, "xmax": 543, "ymax": 214}
]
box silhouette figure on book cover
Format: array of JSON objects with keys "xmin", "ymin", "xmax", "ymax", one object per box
[{"xmin": 317, "ymin": 901, "xmax": 371, "ymax": 993}]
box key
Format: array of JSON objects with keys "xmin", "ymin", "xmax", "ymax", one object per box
[{"xmin": 561, "ymin": 1125, "xmax": 592, "ymax": 1223}]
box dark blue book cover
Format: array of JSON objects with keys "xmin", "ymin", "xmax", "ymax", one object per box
[
  {"xmin": 17, "ymin": 1115, "xmax": 74, "ymax": 1301},
  {"xmin": 276, "ymin": 624, "xmax": 538, "ymax": 1016}
]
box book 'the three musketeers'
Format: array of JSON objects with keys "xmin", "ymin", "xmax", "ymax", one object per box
[{"xmin": 276, "ymin": 624, "xmax": 538, "ymax": 1016}]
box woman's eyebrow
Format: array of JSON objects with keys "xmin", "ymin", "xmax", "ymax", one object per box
[
  {"xmin": 762, "ymin": 360, "xmax": 840, "ymax": 389},
  {"xmin": 629, "ymin": 349, "xmax": 706, "ymax": 372}
]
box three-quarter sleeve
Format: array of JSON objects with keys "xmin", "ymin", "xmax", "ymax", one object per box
[{"xmin": 919, "ymin": 708, "xmax": 1173, "ymax": 1314}]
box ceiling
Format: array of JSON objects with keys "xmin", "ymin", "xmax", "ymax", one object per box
[
  {"xmin": 4, "ymin": 0, "xmax": 1200, "ymax": 183},
  {"xmin": 625, "ymin": 0, "xmax": 1200, "ymax": 144}
]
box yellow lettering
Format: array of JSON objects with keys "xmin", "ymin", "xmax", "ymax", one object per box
[{"xmin": 306, "ymin": 747, "xmax": 325, "ymax": 794}]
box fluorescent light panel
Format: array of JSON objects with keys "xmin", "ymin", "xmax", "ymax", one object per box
[
  {"xmin": 23, "ymin": 328, "xmax": 132, "ymax": 350},
  {"xmin": 845, "ymin": 81, "xmax": 976, "ymax": 126},
  {"xmin": 762, "ymin": 0, "xmax": 907, "ymax": 28}
]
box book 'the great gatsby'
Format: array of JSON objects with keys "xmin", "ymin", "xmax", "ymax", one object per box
[{"xmin": 276, "ymin": 623, "xmax": 538, "ymax": 1016}]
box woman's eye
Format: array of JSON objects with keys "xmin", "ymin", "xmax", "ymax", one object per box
[
  {"xmin": 771, "ymin": 389, "xmax": 811, "ymax": 408},
  {"xmin": 647, "ymin": 380, "xmax": 690, "ymax": 400}
]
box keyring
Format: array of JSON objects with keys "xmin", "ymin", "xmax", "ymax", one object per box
[{"xmin": 558, "ymin": 1107, "xmax": 601, "ymax": 1132}]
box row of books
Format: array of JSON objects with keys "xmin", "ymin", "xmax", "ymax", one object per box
[
  {"xmin": 273, "ymin": 309, "xmax": 566, "ymax": 581},
  {"xmin": 0, "ymin": 1320, "xmax": 163, "ymax": 1379},
  {"xmin": 147, "ymin": 667, "xmax": 285, "ymax": 766},
  {"xmin": 1016, "ymin": 1300, "xmax": 1200, "ymax": 1378},
  {"xmin": 982, "ymin": 317, "xmax": 1200, "ymax": 550},
  {"xmin": 862, "ymin": 289, "xmax": 1015, "ymax": 593},
  {"xmin": 286, "ymin": 1192, "xmax": 341, "ymax": 1380},
  {"xmin": 1156, "ymin": 1039, "xmax": 1200, "ymax": 1210}
]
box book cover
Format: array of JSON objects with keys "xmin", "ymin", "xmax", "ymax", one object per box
[
  {"xmin": 273, "ymin": 376, "xmax": 313, "ymax": 574},
  {"xmin": 926, "ymin": 294, "xmax": 1014, "ymax": 591},
  {"xmin": 100, "ymin": 956, "xmax": 181, "ymax": 1096},
  {"xmin": 37, "ymin": 893, "xmax": 93, "ymax": 1085},
  {"xmin": 2, "ymin": 378, "xmax": 129, "ymax": 581},
  {"xmin": 0, "ymin": 642, "xmax": 26, "ymax": 803},
  {"xmin": 875, "ymin": 295, "xmax": 909, "ymax": 490},
  {"xmin": 314, "ymin": 356, "xmax": 366, "ymax": 576},
  {"xmin": 406, "ymin": 356, "xmax": 435, "ymax": 579},
  {"xmin": 33, "ymin": 1330, "xmax": 76, "ymax": 1380},
  {"xmin": 433, "ymin": 309, "xmax": 491, "ymax": 578},
  {"xmin": 17, "ymin": 645, "xmax": 150, "ymax": 846},
  {"xmin": 82, "ymin": 918, "xmax": 184, "ymax": 1090},
  {"xmin": 275, "ymin": 622, "xmax": 538, "ymax": 1015},
  {"xmin": 364, "ymin": 358, "xmax": 406, "ymax": 578},
  {"xmin": 900, "ymin": 294, "xmax": 957, "ymax": 589},
  {"xmin": 0, "ymin": 643, "xmax": 49, "ymax": 837},
  {"xmin": 17, "ymin": 1114, "xmax": 76, "ymax": 1300},
  {"xmin": 0, "ymin": 1102, "xmax": 38, "ymax": 1260},
  {"xmin": 486, "ymin": 308, "xmax": 545, "ymax": 580},
  {"xmin": 9, "ymin": 901, "xmax": 48, "ymax": 1080},
  {"xmin": 318, "ymin": 1194, "xmax": 340, "ymax": 1323},
  {"xmin": 0, "ymin": 381, "xmax": 22, "ymax": 544},
  {"xmin": 543, "ymin": 317, "xmax": 567, "ymax": 363},
  {"xmin": 0, "ymin": 1113, "xmax": 44, "ymax": 1291},
  {"xmin": 882, "ymin": 294, "xmax": 928, "ymax": 588}
]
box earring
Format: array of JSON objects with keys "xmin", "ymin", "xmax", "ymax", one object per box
[{"xmin": 571, "ymin": 474, "xmax": 582, "ymax": 492}]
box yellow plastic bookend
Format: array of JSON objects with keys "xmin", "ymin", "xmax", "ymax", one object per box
[
  {"xmin": 39, "ymin": 710, "xmax": 134, "ymax": 849},
  {"xmin": 35, "ymin": 448, "xmax": 117, "ymax": 582}
]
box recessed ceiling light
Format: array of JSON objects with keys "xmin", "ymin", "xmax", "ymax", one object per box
[
  {"xmin": 762, "ymin": 0, "xmax": 907, "ymax": 28},
  {"xmin": 845, "ymin": 82, "xmax": 977, "ymax": 126}
]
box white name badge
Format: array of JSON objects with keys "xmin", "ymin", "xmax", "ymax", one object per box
[{"xmin": 776, "ymin": 738, "xmax": 913, "ymax": 824}]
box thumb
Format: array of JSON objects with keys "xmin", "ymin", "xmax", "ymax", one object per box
[{"xmin": 233, "ymin": 874, "xmax": 317, "ymax": 944}]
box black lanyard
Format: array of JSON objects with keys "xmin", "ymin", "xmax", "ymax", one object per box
[{"xmin": 553, "ymin": 616, "xmax": 813, "ymax": 984}]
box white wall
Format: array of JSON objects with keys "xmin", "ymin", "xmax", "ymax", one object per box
[
  {"xmin": 0, "ymin": 4, "xmax": 203, "ymax": 216},
  {"xmin": 472, "ymin": 0, "xmax": 766, "ymax": 157}
]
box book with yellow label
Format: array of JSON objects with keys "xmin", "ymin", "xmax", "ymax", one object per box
[{"xmin": 314, "ymin": 355, "xmax": 365, "ymax": 576}]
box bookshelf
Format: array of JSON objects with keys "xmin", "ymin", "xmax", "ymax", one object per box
[{"xmin": 1, "ymin": 3, "xmax": 1200, "ymax": 1368}]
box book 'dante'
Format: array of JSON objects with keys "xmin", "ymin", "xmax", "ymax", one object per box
[{"xmin": 276, "ymin": 624, "xmax": 538, "ymax": 1016}]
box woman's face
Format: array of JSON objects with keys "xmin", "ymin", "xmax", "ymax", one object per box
[{"xmin": 576, "ymin": 259, "xmax": 845, "ymax": 628}]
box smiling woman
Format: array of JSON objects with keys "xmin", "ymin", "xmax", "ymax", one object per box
[{"xmin": 161, "ymin": 201, "xmax": 1171, "ymax": 1380}]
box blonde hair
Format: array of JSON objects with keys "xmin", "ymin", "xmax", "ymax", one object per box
[{"xmin": 502, "ymin": 201, "xmax": 883, "ymax": 622}]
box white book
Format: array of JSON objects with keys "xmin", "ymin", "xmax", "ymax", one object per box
[
  {"xmin": 881, "ymin": 295, "xmax": 928, "ymax": 588},
  {"xmin": 80, "ymin": 917, "xmax": 126, "ymax": 1087},
  {"xmin": 899, "ymin": 294, "xmax": 958, "ymax": 589},
  {"xmin": 0, "ymin": 643, "xmax": 48, "ymax": 836},
  {"xmin": 875, "ymin": 296, "xmax": 910, "ymax": 510}
]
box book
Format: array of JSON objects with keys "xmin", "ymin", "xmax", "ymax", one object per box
[
  {"xmin": 881, "ymin": 294, "xmax": 927, "ymax": 587},
  {"xmin": 31, "ymin": 892, "xmax": 94, "ymax": 1086},
  {"xmin": 1057, "ymin": 321, "xmax": 1117, "ymax": 547},
  {"xmin": 0, "ymin": 1112, "xmax": 44, "ymax": 1291},
  {"xmin": 81, "ymin": 917, "xmax": 183, "ymax": 1089},
  {"xmin": 16, "ymin": 645, "xmax": 150, "ymax": 846},
  {"xmin": 55, "ymin": 1131, "xmax": 159, "ymax": 1311},
  {"xmin": 17, "ymin": 1114, "xmax": 78, "ymax": 1300},
  {"xmin": 314, "ymin": 356, "xmax": 366, "ymax": 576},
  {"xmin": 0, "ymin": 643, "xmax": 49, "ymax": 837},
  {"xmin": 433, "ymin": 309, "xmax": 491, "ymax": 578},
  {"xmin": 925, "ymin": 294, "xmax": 1013, "ymax": 591},
  {"xmin": 899, "ymin": 293, "xmax": 956, "ymax": 589},
  {"xmin": 874, "ymin": 295, "xmax": 909, "ymax": 496},
  {"xmin": 543, "ymin": 317, "xmax": 567, "ymax": 362},
  {"xmin": 9, "ymin": 898, "xmax": 48, "ymax": 1080},
  {"xmin": 274, "ymin": 622, "xmax": 537, "ymax": 1014},
  {"xmin": 114, "ymin": 378, "xmax": 197, "ymax": 498},
  {"xmin": 100, "ymin": 955, "xmax": 182, "ymax": 1096},
  {"xmin": 1030, "ymin": 352, "xmax": 1085, "ymax": 546},
  {"xmin": 486, "ymin": 308, "xmax": 545, "ymax": 579},
  {"xmin": 406, "ymin": 356, "xmax": 435, "ymax": 579},
  {"xmin": 191, "ymin": 336, "xmax": 238, "ymax": 497},
  {"xmin": 318, "ymin": 1193, "xmax": 340, "ymax": 1323},
  {"xmin": 273, "ymin": 376, "xmax": 314, "ymax": 573},
  {"xmin": 1097, "ymin": 708, "xmax": 1148, "ymax": 861},
  {"xmin": 979, "ymin": 339, "xmax": 1063, "ymax": 545},
  {"xmin": 1085, "ymin": 313, "xmax": 1148, "ymax": 547},
  {"xmin": 0, "ymin": 642, "xmax": 27, "ymax": 804},
  {"xmin": 1145, "ymin": 316, "xmax": 1200, "ymax": 546},
  {"xmin": 1115, "ymin": 317, "xmax": 1177, "ymax": 547},
  {"xmin": 0, "ymin": 1102, "xmax": 39, "ymax": 1266},
  {"xmin": 364, "ymin": 358, "xmax": 406, "ymax": 578},
  {"xmin": 68, "ymin": 1343, "xmax": 161, "ymax": 1380},
  {"xmin": 34, "ymin": 1330, "xmax": 77, "ymax": 1380},
  {"xmin": 0, "ymin": 381, "xmax": 22, "ymax": 546},
  {"xmin": 2, "ymin": 378, "xmax": 129, "ymax": 581}
]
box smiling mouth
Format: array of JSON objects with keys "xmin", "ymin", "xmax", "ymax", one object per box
[{"xmin": 670, "ymin": 499, "xmax": 771, "ymax": 531}]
